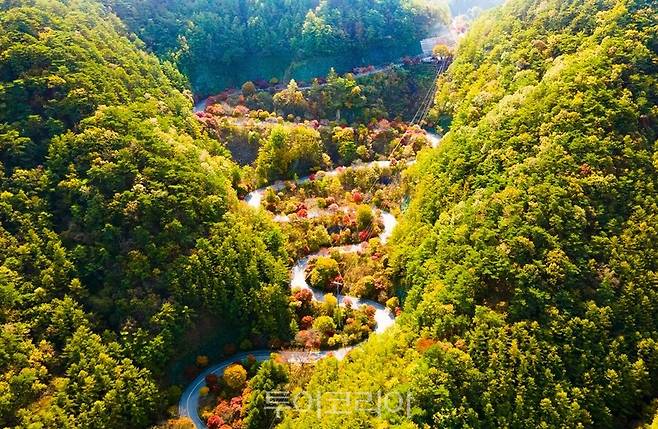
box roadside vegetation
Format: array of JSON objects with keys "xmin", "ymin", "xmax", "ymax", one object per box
[
  {"xmin": 3, "ymin": 0, "xmax": 657, "ymax": 428},
  {"xmin": 278, "ymin": 0, "xmax": 658, "ymax": 428}
]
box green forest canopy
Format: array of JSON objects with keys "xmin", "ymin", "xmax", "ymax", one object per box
[
  {"xmin": 279, "ymin": 0, "xmax": 658, "ymax": 427},
  {"xmin": 101, "ymin": 0, "xmax": 449, "ymax": 94},
  {"xmin": 0, "ymin": 0, "xmax": 293, "ymax": 426},
  {"xmin": 1, "ymin": 0, "xmax": 657, "ymax": 428}
]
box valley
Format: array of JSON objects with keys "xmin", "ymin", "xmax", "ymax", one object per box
[{"xmin": 0, "ymin": 1, "xmax": 656, "ymax": 429}]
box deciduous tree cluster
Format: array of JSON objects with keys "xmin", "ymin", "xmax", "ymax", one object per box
[
  {"xmin": 0, "ymin": 1, "xmax": 294, "ymax": 426},
  {"xmin": 279, "ymin": 0, "xmax": 658, "ymax": 427}
]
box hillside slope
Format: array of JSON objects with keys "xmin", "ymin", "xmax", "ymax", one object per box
[
  {"xmin": 279, "ymin": 0, "xmax": 658, "ymax": 427},
  {"xmin": 0, "ymin": 1, "xmax": 293, "ymax": 427},
  {"xmin": 101, "ymin": 0, "xmax": 448, "ymax": 94}
]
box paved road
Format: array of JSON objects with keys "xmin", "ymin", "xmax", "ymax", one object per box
[
  {"xmin": 178, "ymin": 342, "xmax": 365, "ymax": 428},
  {"xmin": 178, "ymin": 348, "xmax": 355, "ymax": 428},
  {"xmin": 178, "ymin": 131, "xmax": 442, "ymax": 428}
]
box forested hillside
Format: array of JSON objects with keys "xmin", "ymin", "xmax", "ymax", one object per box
[
  {"xmin": 2, "ymin": 0, "xmax": 658, "ymax": 428},
  {"xmin": 0, "ymin": 0, "xmax": 293, "ymax": 426},
  {"xmin": 279, "ymin": 0, "xmax": 658, "ymax": 427},
  {"xmin": 101, "ymin": 0, "xmax": 448, "ymax": 94}
]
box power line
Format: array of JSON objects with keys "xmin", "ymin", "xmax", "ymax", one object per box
[
  {"xmin": 410, "ymin": 63, "xmax": 441, "ymax": 125},
  {"xmin": 410, "ymin": 59, "xmax": 447, "ymax": 127},
  {"xmin": 330, "ymin": 59, "xmax": 449, "ymax": 300},
  {"xmin": 302, "ymin": 59, "xmax": 449, "ymax": 316}
]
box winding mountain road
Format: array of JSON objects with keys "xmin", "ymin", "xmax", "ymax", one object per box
[{"xmin": 178, "ymin": 132, "xmax": 441, "ymax": 428}]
